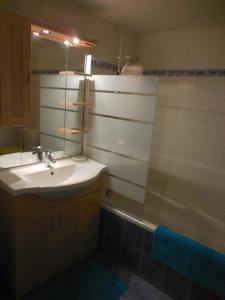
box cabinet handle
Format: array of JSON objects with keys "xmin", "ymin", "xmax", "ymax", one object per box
[
  {"xmin": 58, "ymin": 213, "xmax": 63, "ymax": 229},
  {"xmin": 49, "ymin": 216, "xmax": 54, "ymax": 233},
  {"xmin": 26, "ymin": 63, "xmax": 30, "ymax": 84}
]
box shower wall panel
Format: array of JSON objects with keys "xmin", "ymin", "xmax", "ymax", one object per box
[
  {"xmin": 145, "ymin": 76, "xmax": 225, "ymax": 254},
  {"xmin": 87, "ymin": 75, "xmax": 158, "ymax": 217}
]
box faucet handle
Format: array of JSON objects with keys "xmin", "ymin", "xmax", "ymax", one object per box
[
  {"xmin": 32, "ymin": 145, "xmax": 42, "ymax": 154},
  {"xmin": 45, "ymin": 150, "xmax": 56, "ymax": 163},
  {"xmin": 45, "ymin": 149, "xmax": 53, "ymax": 155}
]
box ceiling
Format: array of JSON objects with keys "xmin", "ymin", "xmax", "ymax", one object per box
[{"xmin": 73, "ymin": 0, "xmax": 225, "ymax": 33}]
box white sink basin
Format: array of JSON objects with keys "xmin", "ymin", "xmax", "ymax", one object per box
[
  {"xmin": 21, "ymin": 164, "xmax": 76, "ymax": 187},
  {"xmin": 0, "ymin": 158, "xmax": 106, "ymax": 197}
]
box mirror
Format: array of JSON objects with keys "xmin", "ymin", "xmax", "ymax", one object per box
[
  {"xmin": 32, "ymin": 35, "xmax": 68, "ymax": 157},
  {"xmin": 63, "ymin": 46, "xmax": 86, "ymax": 157},
  {"xmin": 0, "ymin": 24, "xmax": 95, "ymax": 169}
]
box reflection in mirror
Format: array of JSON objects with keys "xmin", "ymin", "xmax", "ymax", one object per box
[
  {"xmin": 0, "ymin": 126, "xmax": 22, "ymax": 168},
  {"xmin": 63, "ymin": 47, "xmax": 87, "ymax": 157},
  {"xmin": 0, "ymin": 30, "xmax": 68, "ymax": 169},
  {"xmin": 0, "ymin": 25, "xmax": 96, "ymax": 169},
  {"xmin": 32, "ymin": 35, "xmax": 68, "ymax": 160}
]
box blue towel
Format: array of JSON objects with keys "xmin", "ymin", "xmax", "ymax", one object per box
[{"xmin": 152, "ymin": 225, "xmax": 225, "ymax": 296}]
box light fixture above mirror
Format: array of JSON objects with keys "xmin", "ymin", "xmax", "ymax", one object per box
[{"xmin": 31, "ymin": 24, "xmax": 97, "ymax": 48}]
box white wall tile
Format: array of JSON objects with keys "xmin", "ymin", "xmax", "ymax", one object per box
[
  {"xmin": 40, "ymin": 88, "xmax": 85, "ymax": 111},
  {"xmin": 87, "ymin": 115, "xmax": 153, "ymax": 161},
  {"xmin": 66, "ymin": 89, "xmax": 84, "ymax": 102},
  {"xmin": 40, "ymin": 133, "xmax": 64, "ymax": 151},
  {"xmin": 40, "ymin": 107, "xmax": 65, "ymax": 138},
  {"xmin": 40, "ymin": 88, "xmax": 66, "ymax": 109},
  {"xmin": 66, "ymin": 76, "xmax": 85, "ymax": 90},
  {"xmin": 105, "ymin": 175, "xmax": 146, "ymax": 203},
  {"xmin": 64, "ymin": 140, "xmax": 81, "ymax": 156},
  {"xmin": 113, "ymin": 119, "xmax": 153, "ymax": 161},
  {"xmin": 87, "ymin": 146, "xmax": 149, "ymax": 187},
  {"xmin": 91, "ymin": 75, "xmax": 158, "ymax": 94},
  {"xmin": 40, "ymin": 75, "xmax": 66, "ymax": 88},
  {"xmin": 116, "ymin": 75, "xmax": 158, "ymax": 94},
  {"xmin": 40, "ymin": 134, "xmax": 81, "ymax": 156},
  {"xmin": 87, "ymin": 115, "xmax": 112, "ymax": 150},
  {"xmin": 89, "ymin": 92, "xmax": 156, "ymax": 123},
  {"xmin": 65, "ymin": 89, "xmax": 84, "ymax": 112},
  {"xmin": 91, "ymin": 76, "xmax": 117, "ymax": 91},
  {"xmin": 64, "ymin": 110, "xmax": 83, "ymax": 143}
]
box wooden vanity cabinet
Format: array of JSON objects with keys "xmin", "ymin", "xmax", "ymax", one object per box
[
  {"xmin": 15, "ymin": 209, "xmax": 54, "ymax": 295},
  {"xmin": 0, "ymin": 10, "xmax": 31, "ymax": 126},
  {"xmin": 54, "ymin": 198, "xmax": 81, "ymax": 273},
  {"xmin": 0, "ymin": 176, "xmax": 103, "ymax": 299}
]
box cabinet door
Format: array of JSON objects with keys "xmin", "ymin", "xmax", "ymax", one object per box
[
  {"xmin": 0, "ymin": 10, "xmax": 6, "ymax": 124},
  {"xmin": 54, "ymin": 199, "xmax": 81, "ymax": 272},
  {"xmin": 16, "ymin": 210, "xmax": 54, "ymax": 297},
  {"xmin": 0, "ymin": 10, "xmax": 31, "ymax": 126},
  {"xmin": 79, "ymin": 191, "xmax": 101, "ymax": 255}
]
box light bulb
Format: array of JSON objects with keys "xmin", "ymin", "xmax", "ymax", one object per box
[
  {"xmin": 64, "ymin": 40, "xmax": 71, "ymax": 46},
  {"xmin": 42, "ymin": 29, "xmax": 50, "ymax": 34},
  {"xmin": 73, "ymin": 37, "xmax": 80, "ymax": 44}
]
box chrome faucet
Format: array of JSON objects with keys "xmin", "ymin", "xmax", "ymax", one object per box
[
  {"xmin": 32, "ymin": 146, "xmax": 44, "ymax": 161},
  {"xmin": 45, "ymin": 150, "xmax": 56, "ymax": 175},
  {"xmin": 32, "ymin": 147, "xmax": 56, "ymax": 174}
]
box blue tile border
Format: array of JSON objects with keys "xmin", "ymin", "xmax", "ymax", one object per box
[
  {"xmin": 143, "ymin": 69, "xmax": 225, "ymax": 77},
  {"xmin": 92, "ymin": 58, "xmax": 225, "ymax": 76},
  {"xmin": 32, "ymin": 59, "xmax": 225, "ymax": 77},
  {"xmin": 92, "ymin": 58, "xmax": 118, "ymax": 72},
  {"xmin": 98, "ymin": 208, "xmax": 225, "ymax": 300}
]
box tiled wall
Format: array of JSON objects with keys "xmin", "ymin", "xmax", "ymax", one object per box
[
  {"xmin": 39, "ymin": 74, "xmax": 83, "ymax": 155},
  {"xmin": 86, "ymin": 75, "xmax": 158, "ymax": 215},
  {"xmin": 145, "ymin": 76, "xmax": 225, "ymax": 255},
  {"xmin": 134, "ymin": 24, "xmax": 225, "ymax": 255},
  {"xmin": 40, "ymin": 74, "xmax": 159, "ymax": 171},
  {"xmin": 98, "ymin": 208, "xmax": 225, "ymax": 300}
]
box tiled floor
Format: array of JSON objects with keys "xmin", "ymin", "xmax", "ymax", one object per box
[
  {"xmin": 101, "ymin": 260, "xmax": 173, "ymax": 300},
  {"xmin": 1, "ymin": 257, "xmax": 173, "ymax": 300},
  {"xmin": 0, "ymin": 257, "xmax": 173, "ymax": 300},
  {"xmin": 117, "ymin": 268, "xmax": 173, "ymax": 300}
]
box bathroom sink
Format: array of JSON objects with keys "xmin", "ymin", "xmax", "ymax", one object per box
[
  {"xmin": 0, "ymin": 158, "xmax": 106, "ymax": 197},
  {"xmin": 21, "ymin": 164, "xmax": 76, "ymax": 186}
]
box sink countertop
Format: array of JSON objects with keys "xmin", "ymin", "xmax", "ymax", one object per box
[{"xmin": 0, "ymin": 158, "xmax": 106, "ymax": 196}]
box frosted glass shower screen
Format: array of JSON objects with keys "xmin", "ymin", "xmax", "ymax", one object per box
[{"xmin": 87, "ymin": 75, "xmax": 158, "ymax": 218}]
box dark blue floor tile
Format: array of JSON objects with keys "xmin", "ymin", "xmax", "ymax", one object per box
[
  {"xmin": 163, "ymin": 267, "xmax": 189, "ymax": 300},
  {"xmin": 157, "ymin": 293, "xmax": 174, "ymax": 300},
  {"xmin": 105, "ymin": 210, "xmax": 123, "ymax": 238},
  {"xmin": 20, "ymin": 257, "xmax": 177, "ymax": 300},
  {"xmin": 122, "ymin": 279, "xmax": 160, "ymax": 300},
  {"xmin": 190, "ymin": 282, "xmax": 222, "ymax": 300},
  {"xmin": 97, "ymin": 228, "xmax": 105, "ymax": 252},
  {"xmin": 103, "ymin": 231, "xmax": 122, "ymax": 263},
  {"xmin": 99, "ymin": 208, "xmax": 107, "ymax": 229},
  {"xmin": 121, "ymin": 242, "xmax": 141, "ymax": 273},
  {"xmin": 140, "ymin": 253, "xmax": 163, "ymax": 287},
  {"xmin": 143, "ymin": 229, "xmax": 153, "ymax": 253},
  {"xmin": 123, "ymin": 220, "xmax": 144, "ymax": 249}
]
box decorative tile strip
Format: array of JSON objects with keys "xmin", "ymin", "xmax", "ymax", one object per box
[
  {"xmin": 32, "ymin": 69, "xmax": 84, "ymax": 75},
  {"xmin": 32, "ymin": 59, "xmax": 225, "ymax": 77},
  {"xmin": 92, "ymin": 58, "xmax": 118, "ymax": 72},
  {"xmin": 32, "ymin": 70, "xmax": 60, "ymax": 75},
  {"xmin": 143, "ymin": 68, "xmax": 225, "ymax": 76}
]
